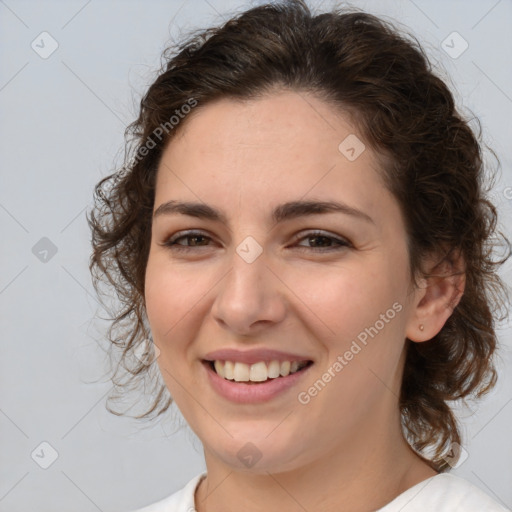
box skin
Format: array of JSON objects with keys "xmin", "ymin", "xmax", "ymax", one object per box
[{"xmin": 144, "ymin": 90, "xmax": 464, "ymax": 512}]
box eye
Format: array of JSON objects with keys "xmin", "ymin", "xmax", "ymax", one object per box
[
  {"xmin": 292, "ymin": 231, "xmax": 351, "ymax": 252},
  {"xmin": 161, "ymin": 230, "xmax": 214, "ymax": 251},
  {"xmin": 160, "ymin": 229, "xmax": 352, "ymax": 253}
]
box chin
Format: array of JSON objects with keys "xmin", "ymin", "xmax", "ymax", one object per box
[{"xmin": 204, "ymin": 433, "xmax": 312, "ymax": 475}]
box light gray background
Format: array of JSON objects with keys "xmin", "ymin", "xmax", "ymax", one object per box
[{"xmin": 1, "ymin": 0, "xmax": 511, "ymax": 510}]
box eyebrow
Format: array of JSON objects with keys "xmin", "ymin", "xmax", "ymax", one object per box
[{"xmin": 153, "ymin": 199, "xmax": 375, "ymax": 225}]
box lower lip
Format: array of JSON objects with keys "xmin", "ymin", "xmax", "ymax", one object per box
[{"xmin": 203, "ymin": 362, "xmax": 313, "ymax": 404}]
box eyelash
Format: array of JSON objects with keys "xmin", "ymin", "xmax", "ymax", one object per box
[{"xmin": 161, "ymin": 230, "xmax": 351, "ymax": 253}]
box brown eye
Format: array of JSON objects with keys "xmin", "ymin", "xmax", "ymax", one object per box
[
  {"xmin": 294, "ymin": 231, "xmax": 351, "ymax": 251},
  {"xmin": 162, "ymin": 230, "xmax": 214, "ymax": 251}
]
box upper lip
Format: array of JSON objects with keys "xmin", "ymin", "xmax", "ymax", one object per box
[{"xmin": 203, "ymin": 348, "xmax": 313, "ymax": 365}]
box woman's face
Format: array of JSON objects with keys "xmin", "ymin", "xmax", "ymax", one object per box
[{"xmin": 145, "ymin": 90, "xmax": 421, "ymax": 473}]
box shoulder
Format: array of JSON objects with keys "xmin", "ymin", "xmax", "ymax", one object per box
[
  {"xmin": 128, "ymin": 473, "xmax": 206, "ymax": 512},
  {"xmin": 378, "ymin": 473, "xmax": 510, "ymax": 512}
]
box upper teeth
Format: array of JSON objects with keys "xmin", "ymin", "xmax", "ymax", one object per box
[{"xmin": 213, "ymin": 360, "xmax": 308, "ymax": 382}]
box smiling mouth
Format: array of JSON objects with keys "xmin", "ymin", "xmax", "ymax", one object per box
[{"xmin": 204, "ymin": 359, "xmax": 313, "ymax": 383}]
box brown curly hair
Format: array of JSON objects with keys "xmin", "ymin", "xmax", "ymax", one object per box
[{"xmin": 87, "ymin": 0, "xmax": 510, "ymax": 471}]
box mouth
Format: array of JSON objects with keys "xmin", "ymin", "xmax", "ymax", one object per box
[{"xmin": 203, "ymin": 359, "xmax": 314, "ymax": 384}]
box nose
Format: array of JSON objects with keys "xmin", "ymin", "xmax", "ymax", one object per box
[{"xmin": 210, "ymin": 250, "xmax": 287, "ymax": 337}]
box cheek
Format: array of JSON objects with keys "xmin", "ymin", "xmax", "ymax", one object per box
[
  {"xmin": 144, "ymin": 257, "xmax": 205, "ymax": 352},
  {"xmin": 144, "ymin": 263, "xmax": 176, "ymax": 337},
  {"xmin": 144, "ymin": 259, "xmax": 206, "ymax": 405},
  {"xmin": 292, "ymin": 264, "xmax": 397, "ymax": 335},
  {"xmin": 296, "ymin": 265, "xmax": 407, "ymax": 426},
  {"xmin": 293, "ymin": 260, "xmax": 408, "ymax": 379}
]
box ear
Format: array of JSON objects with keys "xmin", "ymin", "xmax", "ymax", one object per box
[{"xmin": 405, "ymin": 250, "xmax": 465, "ymax": 342}]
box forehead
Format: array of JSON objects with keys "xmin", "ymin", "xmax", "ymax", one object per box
[{"xmin": 154, "ymin": 91, "xmax": 391, "ymax": 221}]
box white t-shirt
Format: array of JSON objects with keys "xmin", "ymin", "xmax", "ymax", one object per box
[{"xmin": 130, "ymin": 472, "xmax": 510, "ymax": 511}]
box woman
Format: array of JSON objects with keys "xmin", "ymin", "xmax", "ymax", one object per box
[{"xmin": 88, "ymin": 1, "xmax": 510, "ymax": 510}]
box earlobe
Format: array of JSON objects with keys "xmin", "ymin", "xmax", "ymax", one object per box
[{"xmin": 406, "ymin": 253, "xmax": 465, "ymax": 343}]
